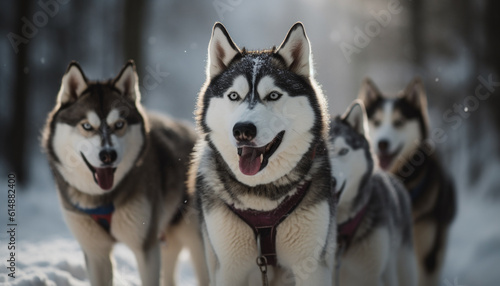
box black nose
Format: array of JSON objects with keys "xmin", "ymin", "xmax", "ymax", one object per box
[
  {"xmin": 378, "ymin": 140, "xmax": 390, "ymax": 153},
  {"xmin": 233, "ymin": 122, "xmax": 257, "ymax": 141},
  {"xmin": 99, "ymin": 149, "xmax": 117, "ymax": 164}
]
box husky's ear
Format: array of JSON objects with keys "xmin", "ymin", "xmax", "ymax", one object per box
[
  {"xmin": 341, "ymin": 100, "xmax": 369, "ymax": 136},
  {"xmin": 276, "ymin": 22, "xmax": 312, "ymax": 78},
  {"xmin": 358, "ymin": 78, "xmax": 382, "ymax": 108},
  {"xmin": 403, "ymin": 77, "xmax": 427, "ymax": 111},
  {"xmin": 207, "ymin": 23, "xmax": 241, "ymax": 79},
  {"xmin": 57, "ymin": 61, "xmax": 87, "ymax": 105},
  {"xmin": 113, "ymin": 60, "xmax": 140, "ymax": 102}
]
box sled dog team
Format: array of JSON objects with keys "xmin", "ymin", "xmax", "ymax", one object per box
[{"xmin": 42, "ymin": 22, "xmax": 456, "ymax": 286}]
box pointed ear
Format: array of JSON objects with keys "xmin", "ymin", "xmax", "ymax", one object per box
[
  {"xmin": 341, "ymin": 100, "xmax": 369, "ymax": 136},
  {"xmin": 113, "ymin": 60, "xmax": 140, "ymax": 102},
  {"xmin": 207, "ymin": 22, "xmax": 240, "ymax": 79},
  {"xmin": 57, "ymin": 61, "xmax": 87, "ymax": 105},
  {"xmin": 276, "ymin": 22, "xmax": 312, "ymax": 78},
  {"xmin": 358, "ymin": 78, "xmax": 382, "ymax": 108},
  {"xmin": 403, "ymin": 77, "xmax": 427, "ymax": 111}
]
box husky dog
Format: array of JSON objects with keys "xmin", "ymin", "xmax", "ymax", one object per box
[
  {"xmin": 190, "ymin": 22, "xmax": 335, "ymax": 285},
  {"xmin": 42, "ymin": 61, "xmax": 208, "ymax": 286},
  {"xmin": 329, "ymin": 100, "xmax": 417, "ymax": 286},
  {"xmin": 359, "ymin": 78, "xmax": 456, "ymax": 286}
]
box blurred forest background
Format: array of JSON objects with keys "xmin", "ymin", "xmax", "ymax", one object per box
[{"xmin": 0, "ymin": 0, "xmax": 499, "ymax": 285}]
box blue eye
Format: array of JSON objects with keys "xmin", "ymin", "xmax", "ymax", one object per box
[
  {"xmin": 115, "ymin": 121, "xmax": 125, "ymax": 130},
  {"xmin": 339, "ymin": 148, "xmax": 349, "ymax": 156},
  {"xmin": 228, "ymin": 92, "xmax": 240, "ymax": 101},
  {"xmin": 82, "ymin": 122, "xmax": 93, "ymax": 131},
  {"xmin": 393, "ymin": 120, "xmax": 404, "ymax": 128},
  {"xmin": 266, "ymin": 91, "xmax": 282, "ymax": 101}
]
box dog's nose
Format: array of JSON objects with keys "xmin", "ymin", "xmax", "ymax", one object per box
[
  {"xmin": 99, "ymin": 149, "xmax": 117, "ymax": 164},
  {"xmin": 378, "ymin": 140, "xmax": 390, "ymax": 153},
  {"xmin": 233, "ymin": 122, "xmax": 257, "ymax": 141}
]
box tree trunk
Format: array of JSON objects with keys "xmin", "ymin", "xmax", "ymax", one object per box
[
  {"xmin": 409, "ymin": 0, "xmax": 424, "ymax": 69},
  {"xmin": 123, "ymin": 0, "xmax": 145, "ymax": 72},
  {"xmin": 7, "ymin": 0, "xmax": 31, "ymax": 184},
  {"xmin": 484, "ymin": 0, "xmax": 500, "ymax": 131}
]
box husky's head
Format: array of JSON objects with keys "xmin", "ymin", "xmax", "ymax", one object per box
[
  {"xmin": 329, "ymin": 100, "xmax": 374, "ymax": 206},
  {"xmin": 359, "ymin": 78, "xmax": 429, "ymax": 173},
  {"xmin": 43, "ymin": 61, "xmax": 147, "ymax": 195},
  {"xmin": 196, "ymin": 22, "xmax": 328, "ymax": 187}
]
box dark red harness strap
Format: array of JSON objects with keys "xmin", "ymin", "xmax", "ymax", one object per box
[
  {"xmin": 337, "ymin": 204, "xmax": 369, "ymax": 251},
  {"xmin": 227, "ymin": 181, "xmax": 311, "ymax": 266}
]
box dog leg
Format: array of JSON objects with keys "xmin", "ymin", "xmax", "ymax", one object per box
[
  {"xmin": 184, "ymin": 231, "xmax": 210, "ymax": 285},
  {"xmin": 161, "ymin": 234, "xmax": 182, "ymax": 286},
  {"xmin": 202, "ymin": 230, "xmax": 218, "ymax": 285},
  {"xmin": 211, "ymin": 234, "xmax": 255, "ymax": 286},
  {"xmin": 204, "ymin": 208, "xmax": 257, "ymax": 286},
  {"xmin": 382, "ymin": 254, "xmax": 399, "ymax": 286},
  {"xmin": 413, "ymin": 220, "xmax": 437, "ymax": 286},
  {"xmin": 292, "ymin": 264, "xmax": 332, "ymax": 286},
  {"xmin": 397, "ymin": 247, "xmax": 418, "ymax": 286},
  {"xmin": 64, "ymin": 210, "xmax": 115, "ymax": 285},
  {"xmin": 134, "ymin": 242, "xmax": 161, "ymax": 286},
  {"xmin": 83, "ymin": 250, "xmax": 114, "ymax": 286}
]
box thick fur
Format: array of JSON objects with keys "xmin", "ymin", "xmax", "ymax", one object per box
[
  {"xmin": 359, "ymin": 78, "xmax": 456, "ymax": 286},
  {"xmin": 190, "ymin": 22, "xmax": 335, "ymax": 286},
  {"xmin": 42, "ymin": 61, "xmax": 208, "ymax": 286},
  {"xmin": 329, "ymin": 100, "xmax": 418, "ymax": 286}
]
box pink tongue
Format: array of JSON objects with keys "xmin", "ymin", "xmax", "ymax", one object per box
[
  {"xmin": 94, "ymin": 168, "xmax": 114, "ymax": 190},
  {"xmin": 378, "ymin": 155, "xmax": 393, "ymax": 170},
  {"xmin": 239, "ymin": 147, "xmax": 264, "ymax": 176}
]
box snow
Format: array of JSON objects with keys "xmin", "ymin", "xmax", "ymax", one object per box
[
  {"xmin": 0, "ymin": 0, "xmax": 499, "ymax": 284},
  {"xmin": 442, "ymin": 191, "xmax": 500, "ymax": 286},
  {"xmin": 0, "ymin": 237, "xmax": 197, "ymax": 286},
  {"xmin": 0, "ymin": 168, "xmax": 198, "ymax": 286},
  {"xmin": 0, "ymin": 151, "xmax": 499, "ymax": 286}
]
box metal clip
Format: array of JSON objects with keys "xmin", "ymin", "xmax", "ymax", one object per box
[{"xmin": 256, "ymin": 234, "xmax": 269, "ymax": 286}]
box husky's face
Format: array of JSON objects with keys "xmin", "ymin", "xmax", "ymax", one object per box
[
  {"xmin": 329, "ymin": 101, "xmax": 373, "ymax": 205},
  {"xmin": 359, "ymin": 78, "xmax": 429, "ymax": 173},
  {"xmin": 198, "ymin": 23, "xmax": 326, "ymax": 186},
  {"xmin": 46, "ymin": 61, "xmax": 145, "ymax": 195}
]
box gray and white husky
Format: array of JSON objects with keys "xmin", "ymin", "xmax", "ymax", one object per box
[
  {"xmin": 329, "ymin": 100, "xmax": 418, "ymax": 286},
  {"xmin": 359, "ymin": 78, "xmax": 456, "ymax": 286},
  {"xmin": 190, "ymin": 22, "xmax": 335, "ymax": 286},
  {"xmin": 42, "ymin": 61, "xmax": 208, "ymax": 286}
]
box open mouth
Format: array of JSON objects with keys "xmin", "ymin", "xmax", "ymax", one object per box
[
  {"xmin": 377, "ymin": 145, "xmax": 403, "ymax": 170},
  {"xmin": 237, "ymin": 131, "xmax": 285, "ymax": 176},
  {"xmin": 81, "ymin": 152, "xmax": 116, "ymax": 191}
]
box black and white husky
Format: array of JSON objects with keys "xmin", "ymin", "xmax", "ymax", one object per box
[
  {"xmin": 329, "ymin": 100, "xmax": 418, "ymax": 286},
  {"xmin": 359, "ymin": 78, "xmax": 456, "ymax": 286},
  {"xmin": 42, "ymin": 61, "xmax": 208, "ymax": 286},
  {"xmin": 190, "ymin": 22, "xmax": 335, "ymax": 285}
]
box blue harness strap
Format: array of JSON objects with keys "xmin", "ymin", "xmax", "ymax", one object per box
[
  {"xmin": 410, "ymin": 169, "xmax": 430, "ymax": 202},
  {"xmin": 74, "ymin": 203, "xmax": 115, "ymax": 232}
]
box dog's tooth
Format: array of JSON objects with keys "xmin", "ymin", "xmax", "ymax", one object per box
[{"xmin": 260, "ymin": 154, "xmax": 263, "ymax": 162}]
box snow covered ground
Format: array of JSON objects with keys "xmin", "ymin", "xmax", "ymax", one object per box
[
  {"xmin": 1, "ymin": 159, "xmax": 499, "ymax": 286},
  {"xmin": 0, "ymin": 161, "xmax": 198, "ymax": 286}
]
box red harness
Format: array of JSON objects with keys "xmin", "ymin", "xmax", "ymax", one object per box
[
  {"xmin": 337, "ymin": 204, "xmax": 369, "ymax": 251},
  {"xmin": 227, "ymin": 181, "xmax": 311, "ymax": 266},
  {"xmin": 74, "ymin": 203, "xmax": 115, "ymax": 233}
]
